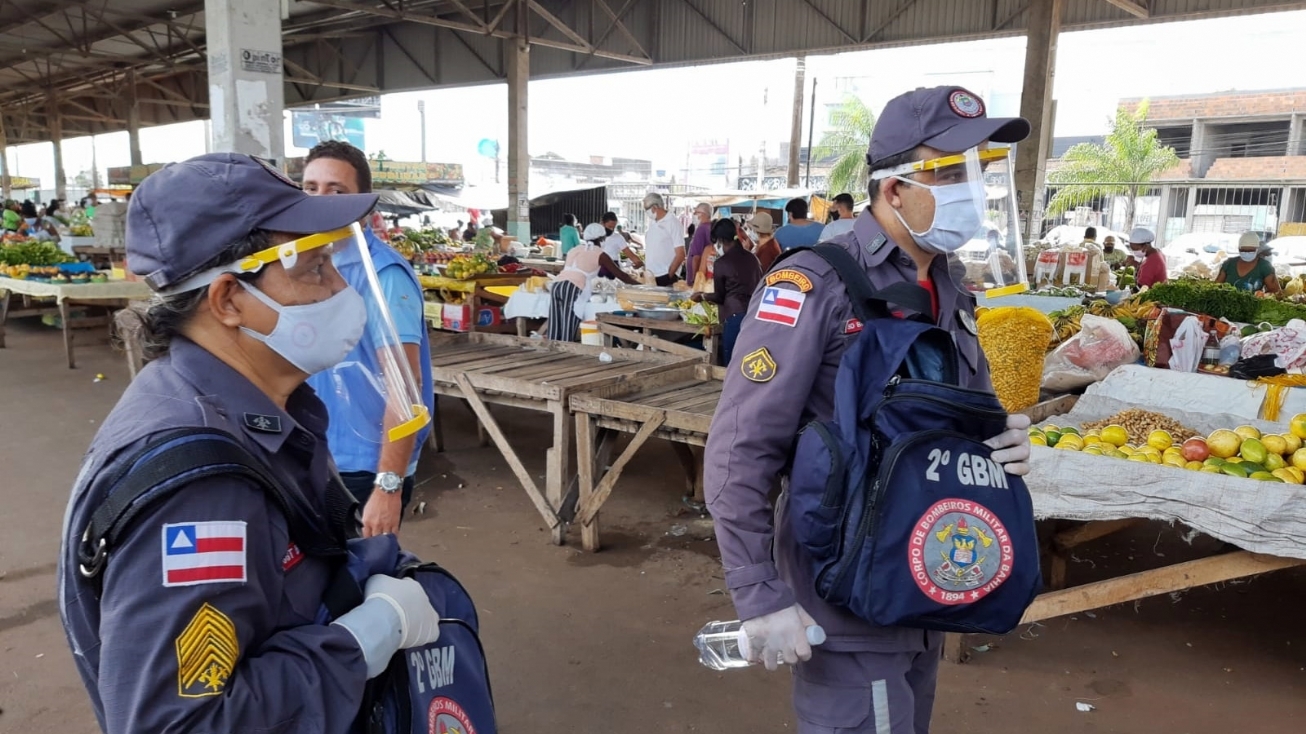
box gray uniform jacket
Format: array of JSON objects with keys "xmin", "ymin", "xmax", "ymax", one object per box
[
  {"xmin": 58, "ymin": 337, "xmax": 367, "ymax": 733},
  {"xmin": 704, "ymin": 210, "xmax": 993, "ymax": 653}
]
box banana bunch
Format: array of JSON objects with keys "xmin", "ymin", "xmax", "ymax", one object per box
[{"xmin": 1048, "ymin": 305, "xmax": 1086, "ymax": 343}]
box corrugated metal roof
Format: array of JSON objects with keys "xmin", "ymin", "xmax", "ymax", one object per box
[{"xmin": 2, "ymin": 0, "xmax": 1305, "ymax": 144}]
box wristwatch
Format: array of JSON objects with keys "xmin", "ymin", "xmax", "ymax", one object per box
[{"xmin": 374, "ymin": 471, "xmax": 402, "ymax": 494}]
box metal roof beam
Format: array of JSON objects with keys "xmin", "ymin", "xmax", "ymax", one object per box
[{"xmin": 1103, "ymin": 0, "xmax": 1150, "ymax": 19}]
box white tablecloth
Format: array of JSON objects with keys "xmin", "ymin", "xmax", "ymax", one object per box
[
  {"xmin": 502, "ymin": 290, "xmax": 623, "ymax": 321},
  {"xmin": 0, "ymin": 276, "xmax": 150, "ymax": 303},
  {"xmin": 1086, "ymin": 364, "xmax": 1306, "ymax": 421}
]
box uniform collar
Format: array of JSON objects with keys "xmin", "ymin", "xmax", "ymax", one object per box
[
  {"xmin": 850, "ymin": 209, "xmax": 899, "ymax": 267},
  {"xmin": 168, "ymin": 337, "xmax": 327, "ymax": 454}
]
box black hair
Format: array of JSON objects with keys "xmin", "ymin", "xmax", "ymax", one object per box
[
  {"xmin": 20, "ymin": 200, "xmax": 38, "ymax": 218},
  {"xmin": 1084, "ymin": 226, "xmax": 1097, "ymax": 240},
  {"xmin": 785, "ymin": 198, "xmax": 808, "ymax": 219},
  {"xmin": 115, "ymin": 230, "xmax": 273, "ymax": 363},
  {"xmin": 867, "ymin": 147, "xmax": 925, "ymax": 204},
  {"xmin": 710, "ymin": 218, "xmax": 738, "ymax": 244},
  {"xmin": 305, "ymin": 140, "xmax": 373, "ymax": 193},
  {"xmin": 833, "ymin": 193, "xmax": 855, "ymax": 209},
  {"xmin": 601, "ymin": 211, "xmax": 618, "ymax": 224},
  {"xmin": 687, "ymin": 223, "xmax": 696, "ymax": 238},
  {"xmin": 563, "ymin": 213, "xmax": 577, "ymax": 227}
]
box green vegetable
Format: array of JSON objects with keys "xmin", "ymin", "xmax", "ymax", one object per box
[
  {"xmin": 1253, "ymin": 299, "xmax": 1306, "ymax": 327},
  {"xmin": 1137, "ymin": 280, "xmax": 1259, "ymax": 323},
  {"xmin": 0, "ymin": 241, "xmax": 75, "ymax": 266}
]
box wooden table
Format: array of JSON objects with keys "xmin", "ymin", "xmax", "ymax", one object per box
[
  {"xmin": 596, "ymin": 313, "xmax": 720, "ymax": 364},
  {"xmin": 422, "ymin": 273, "xmax": 531, "ymax": 334},
  {"xmin": 429, "ymin": 332, "xmax": 698, "ymax": 544},
  {"xmin": 942, "ymin": 395, "xmax": 1306, "ymax": 662},
  {"xmin": 519, "ymin": 258, "xmax": 564, "ymax": 275},
  {"xmin": 0, "ymin": 276, "xmax": 150, "ymax": 368},
  {"xmin": 569, "ymin": 363, "xmax": 723, "ymax": 551}
]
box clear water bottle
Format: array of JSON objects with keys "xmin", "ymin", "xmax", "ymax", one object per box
[{"xmin": 693, "ymin": 620, "xmax": 827, "ymax": 671}]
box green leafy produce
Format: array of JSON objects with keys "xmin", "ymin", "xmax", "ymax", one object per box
[
  {"xmin": 1253, "ymin": 299, "xmax": 1306, "ymax": 327},
  {"xmin": 1137, "ymin": 280, "xmax": 1258, "ymax": 323},
  {"xmin": 0, "ymin": 240, "xmax": 75, "ymax": 266}
]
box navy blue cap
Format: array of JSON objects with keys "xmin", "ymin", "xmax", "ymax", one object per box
[
  {"xmin": 127, "ymin": 153, "xmax": 379, "ymax": 291},
  {"xmin": 868, "ymin": 86, "xmax": 1031, "ymax": 168}
]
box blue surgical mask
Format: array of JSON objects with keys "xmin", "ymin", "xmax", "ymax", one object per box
[{"xmin": 1239, "ymin": 252, "xmax": 1257, "ymax": 262}]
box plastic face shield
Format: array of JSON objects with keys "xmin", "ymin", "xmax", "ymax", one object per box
[
  {"xmin": 879, "ymin": 146, "xmax": 1029, "ymax": 298},
  {"xmin": 311, "ymin": 223, "xmax": 431, "ymax": 446},
  {"xmin": 171, "ymin": 223, "xmax": 431, "ymax": 446}
]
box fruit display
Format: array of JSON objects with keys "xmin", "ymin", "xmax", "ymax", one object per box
[
  {"xmin": 1048, "ymin": 300, "xmax": 1152, "ymax": 344},
  {"xmin": 976, "ymin": 306, "xmax": 1055, "ymax": 412},
  {"xmin": 1081, "ymin": 408, "xmax": 1200, "ymax": 446},
  {"xmin": 1033, "ymin": 412, "xmax": 1306, "ymax": 484},
  {"xmin": 443, "ymin": 254, "xmax": 497, "ymax": 280}
]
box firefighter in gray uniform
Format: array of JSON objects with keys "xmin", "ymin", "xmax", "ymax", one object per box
[
  {"xmin": 59, "ymin": 154, "xmax": 441, "ymax": 734},
  {"xmin": 704, "ymin": 87, "xmax": 1036, "ymax": 733}
]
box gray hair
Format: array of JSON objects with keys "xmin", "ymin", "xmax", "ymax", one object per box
[{"xmin": 115, "ymin": 231, "xmax": 273, "ymax": 363}]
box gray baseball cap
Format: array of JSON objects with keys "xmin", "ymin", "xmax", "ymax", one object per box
[
  {"xmin": 868, "ymin": 86, "xmax": 1031, "ymax": 168},
  {"xmin": 127, "ymin": 153, "xmax": 379, "ymax": 291}
]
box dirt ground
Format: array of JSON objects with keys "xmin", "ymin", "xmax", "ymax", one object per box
[{"xmin": 2, "ymin": 321, "xmax": 1305, "ymax": 734}]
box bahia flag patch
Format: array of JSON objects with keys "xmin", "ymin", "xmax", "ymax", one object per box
[
  {"xmin": 755, "ymin": 286, "xmax": 806, "ymax": 327},
  {"xmin": 161, "ymin": 521, "xmax": 247, "ymax": 587}
]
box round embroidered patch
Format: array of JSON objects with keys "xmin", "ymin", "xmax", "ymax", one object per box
[
  {"xmin": 428, "ymin": 696, "xmax": 478, "ymax": 734},
  {"xmin": 908, "ymin": 499, "xmax": 1013, "ymax": 605},
  {"xmin": 948, "ymin": 90, "xmax": 984, "ymax": 118}
]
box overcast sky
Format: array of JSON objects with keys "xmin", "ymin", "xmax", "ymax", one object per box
[{"xmin": 8, "ymin": 9, "xmax": 1306, "ymax": 192}]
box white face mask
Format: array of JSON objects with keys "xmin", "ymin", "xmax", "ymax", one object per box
[
  {"xmin": 891, "ymin": 178, "xmax": 982, "ymax": 254},
  {"xmin": 239, "ymin": 281, "xmax": 368, "ymax": 375},
  {"xmin": 1239, "ymin": 252, "xmax": 1257, "ymax": 262},
  {"xmin": 713, "ymin": 242, "xmax": 724, "ymax": 255},
  {"xmin": 1130, "ymin": 248, "xmax": 1146, "ymax": 258}
]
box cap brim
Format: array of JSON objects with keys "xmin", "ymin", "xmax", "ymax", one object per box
[
  {"xmin": 260, "ymin": 192, "xmax": 379, "ymax": 234},
  {"xmin": 924, "ymin": 116, "xmax": 1031, "ymax": 154}
]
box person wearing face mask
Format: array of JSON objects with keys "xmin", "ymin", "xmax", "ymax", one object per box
[
  {"xmin": 300, "ymin": 140, "xmax": 435, "ymax": 538},
  {"xmin": 598, "ymin": 211, "xmax": 643, "ymax": 277},
  {"xmin": 690, "ymin": 218, "xmax": 762, "ymax": 365},
  {"xmin": 1127, "ymin": 227, "xmax": 1168, "ymax": 289},
  {"xmin": 705, "ymin": 86, "xmax": 1033, "ymax": 734},
  {"xmin": 1215, "ymin": 231, "xmax": 1279, "ymax": 293},
  {"xmin": 19, "ymin": 199, "xmax": 60, "ymax": 242},
  {"xmin": 1101, "ymin": 235, "xmax": 1126, "ymax": 267},
  {"xmin": 686, "ymin": 203, "xmax": 714, "ymax": 288},
  {"xmin": 59, "ymin": 153, "xmax": 441, "ymax": 734},
  {"xmin": 819, "ymin": 193, "xmax": 858, "ymax": 241},
  {"xmin": 549, "ymin": 223, "xmax": 639, "ymax": 341},
  {"xmin": 747, "ymin": 210, "xmax": 782, "ymax": 272}
]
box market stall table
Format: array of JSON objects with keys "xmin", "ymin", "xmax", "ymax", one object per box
[
  {"xmin": 421, "ymin": 273, "xmax": 531, "ymax": 334},
  {"xmin": 569, "ymin": 363, "xmax": 723, "ymax": 551},
  {"xmin": 501, "ymin": 289, "xmax": 625, "ymax": 336},
  {"xmin": 0, "ymin": 276, "xmax": 150, "ymax": 368},
  {"xmin": 519, "ymin": 258, "xmax": 564, "ymax": 275},
  {"xmin": 596, "ymin": 312, "xmax": 720, "ymax": 363},
  {"xmin": 943, "ymin": 392, "xmax": 1306, "ymax": 662},
  {"xmin": 429, "ymin": 332, "xmax": 699, "ymax": 544}
]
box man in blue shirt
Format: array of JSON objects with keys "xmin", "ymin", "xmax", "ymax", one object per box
[
  {"xmin": 774, "ymin": 197, "xmax": 825, "ymax": 251},
  {"xmin": 303, "ymin": 141, "xmax": 435, "ymax": 537}
]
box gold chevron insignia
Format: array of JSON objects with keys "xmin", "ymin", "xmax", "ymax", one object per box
[{"xmin": 175, "ymin": 602, "xmax": 239, "ymax": 698}]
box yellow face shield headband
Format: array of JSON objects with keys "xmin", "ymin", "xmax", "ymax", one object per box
[
  {"xmin": 869, "ymin": 148, "xmax": 1011, "ymax": 181},
  {"xmin": 158, "ymin": 226, "xmax": 356, "ymax": 295}
]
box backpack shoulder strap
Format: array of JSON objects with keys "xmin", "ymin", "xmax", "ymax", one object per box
[
  {"xmin": 78, "ymin": 428, "xmax": 349, "ymax": 582},
  {"xmin": 776, "ymin": 242, "xmax": 934, "ymax": 323}
]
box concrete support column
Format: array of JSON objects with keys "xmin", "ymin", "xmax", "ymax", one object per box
[
  {"xmin": 1288, "ymin": 114, "xmax": 1304, "ymax": 157},
  {"xmin": 0, "ymin": 113, "xmax": 9, "ymax": 200},
  {"xmin": 49, "ymin": 93, "xmax": 66, "ymax": 201},
  {"xmin": 1155, "ymin": 185, "xmax": 1173, "ymax": 246},
  {"xmin": 127, "ymin": 70, "xmax": 143, "ymax": 167},
  {"xmin": 204, "ymin": 0, "xmax": 285, "ymax": 161},
  {"xmin": 787, "ymin": 54, "xmax": 806, "ymax": 188},
  {"xmin": 1279, "ymin": 187, "xmax": 1292, "ymax": 233},
  {"xmin": 1014, "ymin": 0, "xmax": 1061, "ymax": 241},
  {"xmin": 506, "ymin": 37, "xmax": 531, "ymax": 244},
  {"xmin": 1183, "ymin": 186, "xmax": 1198, "ymax": 234},
  {"xmin": 1189, "ymin": 119, "xmax": 1210, "ymax": 178}
]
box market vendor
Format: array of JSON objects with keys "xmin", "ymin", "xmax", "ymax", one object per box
[
  {"xmin": 1101, "ymin": 235, "xmax": 1127, "ymax": 267},
  {"xmin": 547, "ymin": 223, "xmax": 638, "ymax": 341},
  {"xmin": 689, "ymin": 219, "xmax": 762, "ymax": 366},
  {"xmin": 1215, "ymin": 231, "xmax": 1280, "ymax": 294},
  {"xmin": 1128, "ymin": 227, "xmax": 1168, "ymax": 289}
]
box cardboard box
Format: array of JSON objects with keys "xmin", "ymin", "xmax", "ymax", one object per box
[{"xmin": 441, "ymin": 303, "xmax": 502, "ymax": 332}]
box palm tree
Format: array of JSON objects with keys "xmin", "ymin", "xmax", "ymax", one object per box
[
  {"xmin": 813, "ymin": 95, "xmax": 876, "ymax": 197},
  {"xmin": 1046, "ymin": 100, "xmax": 1180, "ymax": 231}
]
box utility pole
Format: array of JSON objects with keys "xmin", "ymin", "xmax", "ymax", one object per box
[
  {"xmin": 417, "ymin": 100, "xmax": 427, "ymax": 163},
  {"xmin": 805, "ymin": 77, "xmax": 818, "ymax": 189},
  {"xmin": 787, "ymin": 55, "xmax": 805, "ymax": 188}
]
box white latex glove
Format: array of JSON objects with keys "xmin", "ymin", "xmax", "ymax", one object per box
[
  {"xmin": 986, "ymin": 413, "xmax": 1032, "ymax": 477},
  {"xmin": 331, "ymin": 575, "xmax": 442, "ymax": 679},
  {"xmin": 364, "ymin": 575, "xmax": 441, "ymax": 649},
  {"xmin": 741, "ymin": 604, "xmax": 824, "ymax": 672}
]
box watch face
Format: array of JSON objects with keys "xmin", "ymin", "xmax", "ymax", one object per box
[{"xmin": 377, "ymin": 473, "xmax": 402, "ymax": 492}]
